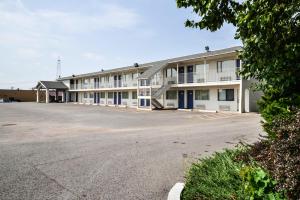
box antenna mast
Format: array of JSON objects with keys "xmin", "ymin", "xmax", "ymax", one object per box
[{"xmin": 56, "ymin": 57, "xmax": 61, "ymax": 79}]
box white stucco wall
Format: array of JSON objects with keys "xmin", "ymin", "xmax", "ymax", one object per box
[
  {"xmin": 193, "ymin": 86, "xmax": 239, "ymax": 112},
  {"xmin": 241, "ymin": 79, "xmax": 262, "ymax": 112}
]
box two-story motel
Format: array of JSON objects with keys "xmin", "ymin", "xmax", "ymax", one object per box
[{"xmin": 35, "ymin": 46, "xmax": 261, "ymax": 113}]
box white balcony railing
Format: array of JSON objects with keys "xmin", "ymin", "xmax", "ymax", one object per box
[
  {"xmin": 69, "ymin": 71, "xmax": 239, "ymax": 90},
  {"xmin": 177, "ymin": 71, "xmax": 239, "ymax": 84},
  {"xmin": 70, "ymin": 80, "xmax": 138, "ymax": 90}
]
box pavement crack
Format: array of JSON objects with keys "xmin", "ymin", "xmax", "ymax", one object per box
[{"xmin": 32, "ymin": 165, "xmax": 81, "ymax": 199}]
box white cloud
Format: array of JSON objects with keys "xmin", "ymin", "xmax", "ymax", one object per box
[
  {"xmin": 0, "ymin": 0, "xmax": 140, "ymax": 58},
  {"xmin": 0, "ymin": 0, "xmax": 140, "ymax": 34}
]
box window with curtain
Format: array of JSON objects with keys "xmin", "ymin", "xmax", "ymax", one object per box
[
  {"xmin": 100, "ymin": 92, "xmax": 105, "ymax": 98},
  {"xmin": 122, "ymin": 92, "xmax": 128, "ymax": 99},
  {"xmin": 132, "ymin": 91, "xmax": 137, "ymax": 99},
  {"xmin": 108, "ymin": 92, "xmax": 113, "ymax": 98},
  {"xmin": 166, "ymin": 91, "xmax": 177, "ymax": 100},
  {"xmin": 195, "ymin": 90, "xmax": 209, "ymax": 100},
  {"xmin": 218, "ymin": 89, "xmax": 234, "ymax": 101},
  {"xmin": 217, "ymin": 61, "xmax": 223, "ymax": 72}
]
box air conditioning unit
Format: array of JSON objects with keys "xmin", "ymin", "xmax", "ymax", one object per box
[
  {"xmin": 196, "ymin": 104, "xmax": 206, "ymax": 110},
  {"xmin": 219, "ymin": 105, "xmax": 230, "ymax": 111},
  {"xmin": 167, "ymin": 103, "xmax": 175, "ymax": 107},
  {"xmin": 220, "ymin": 77, "xmax": 232, "ymax": 81}
]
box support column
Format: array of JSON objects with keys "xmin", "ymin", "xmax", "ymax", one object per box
[
  {"xmin": 46, "ymin": 89, "xmax": 49, "ymax": 104},
  {"xmin": 36, "ymin": 89, "xmax": 40, "ymax": 103},
  {"xmin": 62, "ymin": 91, "xmax": 65, "ymax": 103},
  {"xmin": 176, "ymin": 64, "xmax": 179, "ymax": 84},
  {"xmin": 204, "ymin": 59, "xmax": 207, "ymax": 82}
]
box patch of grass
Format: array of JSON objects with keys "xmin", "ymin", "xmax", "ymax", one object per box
[{"xmin": 181, "ymin": 148, "xmax": 246, "ymax": 200}]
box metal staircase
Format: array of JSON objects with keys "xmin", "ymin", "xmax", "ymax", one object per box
[
  {"xmin": 139, "ymin": 62, "xmax": 168, "ymax": 79},
  {"xmin": 151, "ymin": 84, "xmax": 172, "ymax": 109},
  {"xmin": 137, "ymin": 61, "xmax": 171, "ymax": 110}
]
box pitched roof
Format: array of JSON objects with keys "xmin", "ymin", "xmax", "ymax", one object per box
[
  {"xmin": 59, "ymin": 46, "xmax": 242, "ymax": 80},
  {"xmin": 36, "ymin": 81, "xmax": 68, "ymax": 89}
]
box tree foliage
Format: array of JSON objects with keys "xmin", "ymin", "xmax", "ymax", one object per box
[
  {"xmin": 176, "ymin": 0, "xmax": 300, "ymax": 131},
  {"xmin": 176, "ymin": 1, "xmax": 300, "ymax": 199}
]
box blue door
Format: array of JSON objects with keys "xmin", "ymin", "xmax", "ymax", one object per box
[
  {"xmin": 187, "ymin": 90, "xmax": 193, "ymax": 109},
  {"xmin": 118, "ymin": 92, "xmax": 122, "ymax": 105},
  {"xmin": 178, "ymin": 67, "xmax": 184, "ymax": 84},
  {"xmin": 187, "ymin": 65, "xmax": 193, "ymax": 83},
  {"xmin": 178, "ymin": 90, "xmax": 184, "ymax": 109},
  {"xmin": 97, "ymin": 93, "xmax": 100, "ymax": 104},
  {"xmin": 140, "ymin": 99, "xmax": 145, "ymax": 106},
  {"xmin": 114, "ymin": 92, "xmax": 117, "ymax": 105},
  {"xmin": 94, "ymin": 92, "xmax": 97, "ymax": 104}
]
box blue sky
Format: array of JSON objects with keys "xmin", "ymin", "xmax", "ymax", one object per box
[{"xmin": 0, "ymin": 0, "xmax": 241, "ymax": 89}]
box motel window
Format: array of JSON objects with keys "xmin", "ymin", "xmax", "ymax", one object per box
[
  {"xmin": 218, "ymin": 89, "xmax": 234, "ymax": 101},
  {"xmin": 195, "ymin": 90, "xmax": 209, "ymax": 100},
  {"xmin": 122, "ymin": 92, "xmax": 129, "ymax": 99},
  {"xmin": 166, "ymin": 68, "xmax": 177, "ymax": 77},
  {"xmin": 123, "ymin": 74, "xmax": 127, "ymax": 82},
  {"xmin": 132, "ymin": 91, "xmax": 137, "ymax": 99},
  {"xmin": 100, "ymin": 92, "xmax": 105, "ymax": 98},
  {"xmin": 217, "ymin": 61, "xmax": 223, "ymax": 72},
  {"xmin": 108, "ymin": 92, "xmax": 113, "ymax": 99},
  {"xmin": 166, "ymin": 91, "xmax": 177, "ymax": 100},
  {"xmin": 89, "ymin": 93, "xmax": 94, "ymax": 98},
  {"xmin": 84, "ymin": 92, "xmax": 88, "ymax": 98}
]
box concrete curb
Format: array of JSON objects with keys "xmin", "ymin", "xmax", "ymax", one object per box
[{"xmin": 167, "ymin": 182, "xmax": 184, "ymax": 200}]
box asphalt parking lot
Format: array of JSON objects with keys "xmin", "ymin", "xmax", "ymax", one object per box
[{"xmin": 0, "ymin": 103, "xmax": 262, "ymax": 200}]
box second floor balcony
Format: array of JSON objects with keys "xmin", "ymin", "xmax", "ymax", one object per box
[{"xmin": 69, "ymin": 80, "xmax": 138, "ymax": 90}]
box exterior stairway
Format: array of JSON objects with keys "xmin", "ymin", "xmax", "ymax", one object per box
[
  {"xmin": 138, "ymin": 61, "xmax": 171, "ymax": 109},
  {"xmin": 151, "ymin": 84, "xmax": 172, "ymax": 109}
]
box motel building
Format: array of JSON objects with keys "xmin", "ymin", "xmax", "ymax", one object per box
[{"xmin": 36, "ymin": 46, "xmax": 261, "ymax": 113}]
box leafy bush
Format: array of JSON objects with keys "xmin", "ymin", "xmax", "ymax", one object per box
[
  {"xmin": 258, "ymin": 94, "xmax": 296, "ymax": 139},
  {"xmin": 240, "ymin": 166, "xmax": 286, "ymax": 200},
  {"xmin": 245, "ymin": 109, "xmax": 300, "ymax": 199},
  {"xmin": 181, "ymin": 148, "xmax": 246, "ymax": 200}
]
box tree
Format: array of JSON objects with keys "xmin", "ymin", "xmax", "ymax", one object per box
[{"xmin": 176, "ymin": 0, "xmax": 300, "ymax": 135}]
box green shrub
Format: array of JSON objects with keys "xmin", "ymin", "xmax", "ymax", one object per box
[
  {"xmin": 181, "ymin": 148, "xmax": 246, "ymax": 200},
  {"xmin": 240, "ymin": 166, "xmax": 286, "ymax": 200},
  {"xmin": 258, "ymin": 95, "xmax": 294, "ymax": 139},
  {"xmin": 253, "ymin": 110, "xmax": 300, "ymax": 199}
]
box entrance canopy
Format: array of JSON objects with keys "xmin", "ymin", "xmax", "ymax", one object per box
[
  {"xmin": 35, "ymin": 81, "xmax": 68, "ymax": 103},
  {"xmin": 36, "ymin": 81, "xmax": 68, "ymax": 90}
]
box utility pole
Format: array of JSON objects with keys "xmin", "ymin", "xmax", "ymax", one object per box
[{"xmin": 56, "ymin": 57, "xmax": 61, "ymax": 80}]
